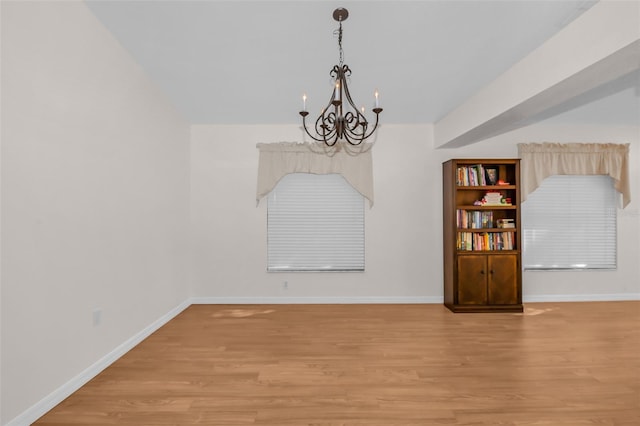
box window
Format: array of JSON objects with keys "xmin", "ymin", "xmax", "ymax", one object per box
[
  {"xmin": 267, "ymin": 173, "xmax": 365, "ymax": 272},
  {"xmin": 522, "ymin": 175, "xmax": 617, "ymax": 270}
]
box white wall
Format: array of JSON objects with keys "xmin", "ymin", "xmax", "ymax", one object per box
[
  {"xmin": 190, "ymin": 119, "xmax": 639, "ymax": 302},
  {"xmin": 190, "ymin": 124, "xmax": 439, "ymax": 301},
  {"xmin": 0, "ymin": 2, "xmax": 190, "ymax": 424},
  {"xmin": 0, "ymin": 2, "xmax": 4, "ymax": 423}
]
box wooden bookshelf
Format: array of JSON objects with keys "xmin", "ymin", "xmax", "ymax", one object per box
[{"xmin": 442, "ymin": 159, "xmax": 523, "ymax": 313}]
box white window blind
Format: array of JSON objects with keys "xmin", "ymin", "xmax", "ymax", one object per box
[
  {"xmin": 522, "ymin": 175, "xmax": 617, "ymax": 270},
  {"xmin": 267, "ymin": 173, "xmax": 364, "ymax": 272}
]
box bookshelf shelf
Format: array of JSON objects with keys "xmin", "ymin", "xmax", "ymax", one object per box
[
  {"xmin": 457, "ymin": 228, "xmax": 516, "ymax": 233},
  {"xmin": 457, "ymin": 205, "xmax": 517, "ymax": 210},
  {"xmin": 457, "ymin": 185, "xmax": 517, "ymax": 190},
  {"xmin": 456, "ymin": 250, "xmax": 519, "ymax": 254},
  {"xmin": 443, "ymin": 159, "xmax": 523, "ymax": 313}
]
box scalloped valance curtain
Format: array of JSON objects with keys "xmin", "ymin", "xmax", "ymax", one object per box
[
  {"xmin": 518, "ymin": 143, "xmax": 631, "ymax": 208},
  {"xmin": 256, "ymin": 142, "xmax": 374, "ymax": 206}
]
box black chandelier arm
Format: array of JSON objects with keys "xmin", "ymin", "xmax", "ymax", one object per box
[
  {"xmin": 339, "ymin": 71, "xmax": 369, "ymax": 122},
  {"xmin": 299, "ymin": 112, "xmax": 325, "ymax": 143},
  {"xmin": 359, "ymin": 108, "xmax": 382, "ymax": 141},
  {"xmin": 299, "ymin": 111, "xmax": 340, "ymax": 145},
  {"xmin": 341, "ymin": 107, "xmax": 383, "ymax": 146},
  {"xmin": 315, "ymin": 111, "xmax": 339, "ymax": 142},
  {"xmin": 364, "ymin": 108, "xmax": 382, "ymax": 139},
  {"xmin": 339, "ymin": 115, "xmax": 376, "ymax": 146},
  {"xmin": 338, "ymin": 77, "xmax": 382, "ymax": 145},
  {"xmin": 341, "ymin": 111, "xmax": 367, "ymax": 145}
]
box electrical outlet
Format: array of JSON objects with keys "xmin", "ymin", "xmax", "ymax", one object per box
[
  {"xmin": 92, "ymin": 309, "xmax": 102, "ymax": 327},
  {"xmin": 283, "ymin": 281, "xmax": 288, "ymax": 290}
]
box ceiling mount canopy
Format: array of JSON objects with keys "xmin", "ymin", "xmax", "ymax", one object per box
[
  {"xmin": 332, "ymin": 7, "xmax": 349, "ymax": 22},
  {"xmin": 299, "ymin": 7, "xmax": 383, "ymax": 147}
]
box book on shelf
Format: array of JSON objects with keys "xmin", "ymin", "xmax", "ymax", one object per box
[
  {"xmin": 457, "ymin": 231, "xmax": 515, "ymax": 251},
  {"xmin": 457, "ymin": 210, "xmax": 494, "ymax": 229},
  {"xmin": 456, "ymin": 165, "xmax": 488, "ymax": 186}
]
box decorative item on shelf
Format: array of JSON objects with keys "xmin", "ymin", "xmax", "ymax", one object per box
[
  {"xmin": 299, "ymin": 7, "xmax": 383, "ymax": 148},
  {"xmin": 481, "ymin": 191, "xmax": 506, "ymax": 206},
  {"xmin": 485, "ymin": 167, "xmax": 498, "ymax": 185},
  {"xmin": 497, "ymin": 179, "xmax": 510, "ymax": 185}
]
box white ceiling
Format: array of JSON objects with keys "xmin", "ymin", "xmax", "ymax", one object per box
[{"xmin": 85, "ymin": 0, "xmax": 638, "ymax": 127}]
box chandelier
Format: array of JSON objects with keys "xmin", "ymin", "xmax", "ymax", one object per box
[{"xmin": 299, "ymin": 7, "xmax": 383, "ymax": 147}]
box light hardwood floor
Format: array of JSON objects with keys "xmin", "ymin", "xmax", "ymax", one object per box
[{"xmin": 35, "ymin": 302, "xmax": 640, "ymax": 425}]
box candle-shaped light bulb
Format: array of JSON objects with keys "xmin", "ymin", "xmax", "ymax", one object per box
[
  {"xmin": 374, "ymin": 89, "xmax": 379, "ymax": 108},
  {"xmin": 335, "ymin": 81, "xmax": 340, "ymax": 100},
  {"xmin": 361, "ymin": 106, "xmax": 365, "ymax": 115},
  {"xmin": 302, "ymin": 93, "xmax": 307, "ymax": 111}
]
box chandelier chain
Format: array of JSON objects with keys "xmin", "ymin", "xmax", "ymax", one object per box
[{"xmin": 335, "ymin": 22, "xmax": 344, "ymax": 66}]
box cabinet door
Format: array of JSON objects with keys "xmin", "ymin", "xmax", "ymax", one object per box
[
  {"xmin": 457, "ymin": 256, "xmax": 487, "ymax": 305},
  {"xmin": 488, "ymin": 254, "xmax": 519, "ymax": 305}
]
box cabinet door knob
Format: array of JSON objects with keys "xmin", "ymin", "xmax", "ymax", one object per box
[{"xmin": 480, "ymin": 270, "xmax": 485, "ymax": 275}]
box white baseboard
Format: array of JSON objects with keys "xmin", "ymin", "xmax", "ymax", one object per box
[
  {"xmin": 524, "ymin": 293, "xmax": 640, "ymax": 302},
  {"xmin": 190, "ymin": 296, "xmax": 443, "ymax": 304},
  {"xmin": 193, "ymin": 294, "xmax": 640, "ymax": 305},
  {"xmin": 6, "ymin": 300, "xmax": 191, "ymax": 426}
]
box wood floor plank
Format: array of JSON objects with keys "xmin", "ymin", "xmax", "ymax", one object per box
[{"xmin": 34, "ymin": 302, "xmax": 640, "ymax": 425}]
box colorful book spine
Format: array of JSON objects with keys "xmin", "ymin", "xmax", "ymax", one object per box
[
  {"xmin": 456, "ymin": 165, "xmax": 488, "ymax": 186},
  {"xmin": 457, "ymin": 231, "xmax": 515, "ymax": 251},
  {"xmin": 456, "ymin": 210, "xmax": 494, "ymax": 229}
]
